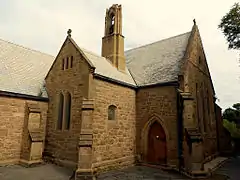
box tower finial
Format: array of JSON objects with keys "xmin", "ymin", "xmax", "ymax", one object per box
[
  {"xmin": 67, "ymin": 29, "xmax": 72, "ymax": 37},
  {"xmin": 193, "ymin": 19, "xmax": 196, "ymax": 25}
]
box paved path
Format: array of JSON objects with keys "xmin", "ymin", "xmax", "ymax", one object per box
[
  {"xmin": 0, "ymin": 164, "xmax": 188, "ymax": 180},
  {"xmin": 97, "ymin": 166, "xmax": 188, "ymax": 180},
  {"xmin": 0, "ymin": 164, "xmax": 73, "ymax": 180},
  {"xmin": 0, "ymin": 157, "xmax": 239, "ymax": 180},
  {"xmin": 215, "ymin": 156, "xmax": 240, "ymax": 180},
  {"xmin": 204, "ymin": 157, "xmax": 228, "ymax": 171}
]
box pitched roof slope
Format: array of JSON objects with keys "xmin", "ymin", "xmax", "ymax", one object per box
[
  {"xmin": 0, "ymin": 31, "xmax": 191, "ymax": 97},
  {"xmin": 0, "ymin": 39, "xmax": 54, "ymax": 97},
  {"xmin": 83, "ymin": 48, "xmax": 136, "ymax": 86},
  {"xmin": 125, "ymin": 32, "xmax": 191, "ymax": 86},
  {"xmin": 70, "ymin": 38, "xmax": 136, "ymax": 86}
]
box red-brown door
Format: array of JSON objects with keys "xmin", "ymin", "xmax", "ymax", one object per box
[{"xmin": 147, "ymin": 121, "xmax": 167, "ymax": 164}]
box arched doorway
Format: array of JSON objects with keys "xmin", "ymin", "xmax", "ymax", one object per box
[{"xmin": 147, "ymin": 121, "xmax": 167, "ymax": 164}]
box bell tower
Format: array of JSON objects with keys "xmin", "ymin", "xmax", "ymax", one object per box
[{"xmin": 102, "ymin": 4, "xmax": 126, "ymax": 72}]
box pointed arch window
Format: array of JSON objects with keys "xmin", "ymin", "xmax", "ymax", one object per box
[
  {"xmin": 108, "ymin": 105, "xmax": 116, "ymax": 120},
  {"xmin": 66, "ymin": 57, "xmax": 69, "ymax": 69},
  {"xmin": 57, "ymin": 93, "xmax": 64, "ymax": 130},
  {"xmin": 109, "ymin": 14, "xmax": 115, "ymax": 34},
  {"xmin": 62, "ymin": 58, "xmax": 65, "ymax": 70},
  {"xmin": 64, "ymin": 92, "xmax": 72, "ymax": 130},
  {"xmin": 70, "ymin": 56, "xmax": 73, "ymax": 68}
]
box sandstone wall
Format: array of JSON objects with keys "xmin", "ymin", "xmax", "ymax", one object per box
[
  {"xmin": 92, "ymin": 79, "xmax": 136, "ymax": 172},
  {"xmin": 0, "ymin": 96, "xmax": 47, "ymax": 165},
  {"xmin": 182, "ymin": 26, "xmax": 218, "ymax": 159},
  {"xmin": 45, "ymin": 37, "xmax": 92, "ymax": 167},
  {"xmin": 136, "ymin": 85, "xmax": 179, "ymax": 166}
]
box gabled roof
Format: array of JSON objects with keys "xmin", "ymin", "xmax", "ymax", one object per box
[
  {"xmin": 0, "ymin": 38, "xmax": 54, "ymax": 97},
  {"xmin": 0, "ymin": 31, "xmax": 191, "ymax": 98},
  {"xmin": 125, "ymin": 32, "xmax": 191, "ymax": 86},
  {"xmin": 69, "ymin": 37, "xmax": 136, "ymax": 86}
]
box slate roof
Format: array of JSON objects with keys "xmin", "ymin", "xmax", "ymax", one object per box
[
  {"xmin": 71, "ymin": 38, "xmax": 136, "ymax": 86},
  {"xmin": 0, "ymin": 39, "xmax": 54, "ymax": 97},
  {"xmin": 125, "ymin": 32, "xmax": 191, "ymax": 86},
  {"xmin": 0, "ymin": 31, "xmax": 191, "ymax": 97}
]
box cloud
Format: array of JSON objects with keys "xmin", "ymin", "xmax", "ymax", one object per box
[{"xmin": 0, "ymin": 0, "xmax": 239, "ymax": 110}]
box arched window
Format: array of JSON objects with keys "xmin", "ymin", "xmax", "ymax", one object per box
[
  {"xmin": 57, "ymin": 93, "xmax": 64, "ymax": 130},
  {"xmin": 109, "ymin": 14, "xmax": 115, "ymax": 34},
  {"xmin": 66, "ymin": 57, "xmax": 69, "ymax": 69},
  {"xmin": 62, "ymin": 58, "xmax": 65, "ymax": 70},
  {"xmin": 64, "ymin": 92, "xmax": 72, "ymax": 130},
  {"xmin": 70, "ymin": 56, "xmax": 73, "ymax": 68},
  {"xmin": 108, "ymin": 105, "xmax": 116, "ymax": 120}
]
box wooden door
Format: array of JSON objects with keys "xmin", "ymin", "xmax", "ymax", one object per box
[{"xmin": 147, "ymin": 121, "xmax": 167, "ymax": 164}]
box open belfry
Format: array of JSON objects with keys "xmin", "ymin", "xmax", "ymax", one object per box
[
  {"xmin": 0, "ymin": 4, "xmax": 226, "ymax": 180},
  {"xmin": 102, "ymin": 4, "xmax": 126, "ymax": 72}
]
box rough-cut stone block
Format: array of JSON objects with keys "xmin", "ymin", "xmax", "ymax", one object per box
[
  {"xmin": 30, "ymin": 142, "xmax": 43, "ymax": 161},
  {"xmin": 28, "ymin": 113, "xmax": 41, "ymax": 130},
  {"xmin": 82, "ymin": 99, "xmax": 94, "ymax": 110},
  {"xmin": 27, "ymin": 103, "xmax": 41, "ymax": 113},
  {"xmin": 29, "ymin": 130, "xmax": 44, "ymax": 142},
  {"xmin": 79, "ymin": 134, "xmax": 93, "ymax": 147},
  {"xmin": 0, "ymin": 129, "xmax": 8, "ymax": 137},
  {"xmin": 75, "ymin": 169, "xmax": 94, "ymax": 180}
]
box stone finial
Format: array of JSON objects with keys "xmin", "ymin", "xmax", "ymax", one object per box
[
  {"xmin": 193, "ymin": 19, "xmax": 196, "ymax": 25},
  {"xmin": 67, "ymin": 29, "xmax": 72, "ymax": 37}
]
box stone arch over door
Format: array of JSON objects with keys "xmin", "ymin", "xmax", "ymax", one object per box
[{"xmin": 141, "ymin": 114, "xmax": 169, "ymax": 164}]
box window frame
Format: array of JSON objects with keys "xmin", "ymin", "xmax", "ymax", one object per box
[
  {"xmin": 70, "ymin": 56, "xmax": 73, "ymax": 68},
  {"xmin": 62, "ymin": 58, "xmax": 65, "ymax": 70},
  {"xmin": 66, "ymin": 57, "xmax": 69, "ymax": 69},
  {"xmin": 108, "ymin": 105, "xmax": 117, "ymax": 121},
  {"xmin": 57, "ymin": 93, "xmax": 64, "ymax": 130},
  {"xmin": 64, "ymin": 92, "xmax": 72, "ymax": 130}
]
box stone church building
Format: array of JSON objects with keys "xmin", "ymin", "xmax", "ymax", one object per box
[{"xmin": 0, "ymin": 4, "xmax": 222, "ymax": 179}]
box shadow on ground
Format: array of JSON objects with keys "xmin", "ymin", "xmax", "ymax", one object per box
[
  {"xmin": 1, "ymin": 157, "xmax": 239, "ymax": 180},
  {"xmin": 0, "ymin": 164, "xmax": 72, "ymax": 180}
]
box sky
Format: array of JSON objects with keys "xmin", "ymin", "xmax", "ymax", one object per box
[{"xmin": 0, "ymin": 0, "xmax": 239, "ymax": 110}]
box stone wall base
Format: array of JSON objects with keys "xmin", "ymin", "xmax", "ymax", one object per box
[
  {"xmin": 75, "ymin": 169, "xmax": 95, "ymax": 180},
  {"xmin": 0, "ymin": 159, "xmax": 19, "ymax": 166},
  {"xmin": 92, "ymin": 155, "xmax": 135, "ymax": 175},
  {"xmin": 19, "ymin": 159, "xmax": 43, "ymax": 167},
  {"xmin": 44, "ymin": 155, "xmax": 77, "ymax": 170}
]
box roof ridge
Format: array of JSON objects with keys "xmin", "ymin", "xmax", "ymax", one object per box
[
  {"xmin": 125, "ymin": 31, "xmax": 191, "ymax": 53},
  {"xmin": 0, "ymin": 38, "xmax": 55, "ymax": 58}
]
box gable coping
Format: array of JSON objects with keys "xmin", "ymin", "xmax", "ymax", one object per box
[
  {"xmin": 45, "ymin": 35, "xmax": 96, "ymax": 80},
  {"xmin": 178, "ymin": 23, "xmax": 216, "ymax": 96}
]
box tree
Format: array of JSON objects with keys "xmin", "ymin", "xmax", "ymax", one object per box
[
  {"xmin": 218, "ymin": 3, "xmax": 240, "ymax": 49},
  {"xmin": 233, "ymin": 103, "xmax": 240, "ymax": 110},
  {"xmin": 223, "ymin": 107, "xmax": 237, "ymax": 122},
  {"xmin": 223, "ymin": 119, "xmax": 240, "ymax": 138},
  {"xmin": 223, "ymin": 103, "xmax": 240, "ymax": 124}
]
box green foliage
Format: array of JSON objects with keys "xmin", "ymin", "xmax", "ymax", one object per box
[
  {"xmin": 223, "ymin": 103, "xmax": 240, "ymax": 124},
  {"xmin": 223, "ymin": 119, "xmax": 240, "ymax": 138},
  {"xmin": 233, "ymin": 103, "xmax": 240, "ymax": 110},
  {"xmin": 223, "ymin": 108, "xmax": 237, "ymax": 121},
  {"xmin": 218, "ymin": 3, "xmax": 240, "ymax": 49}
]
